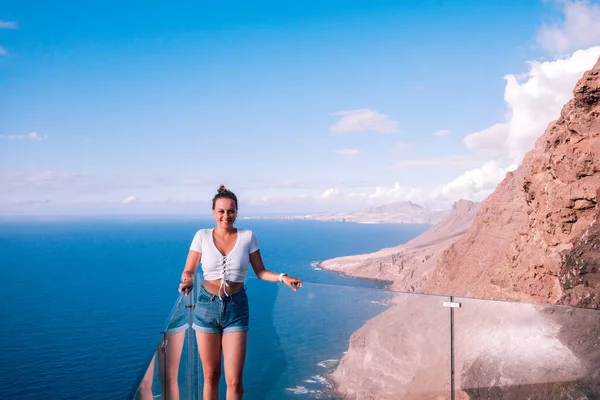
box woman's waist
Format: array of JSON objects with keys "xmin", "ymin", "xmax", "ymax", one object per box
[{"xmin": 203, "ymin": 279, "xmax": 245, "ymax": 296}]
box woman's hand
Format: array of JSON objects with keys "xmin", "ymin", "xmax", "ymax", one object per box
[
  {"xmin": 282, "ymin": 275, "xmax": 303, "ymax": 292},
  {"xmin": 178, "ymin": 277, "xmax": 194, "ymax": 296}
]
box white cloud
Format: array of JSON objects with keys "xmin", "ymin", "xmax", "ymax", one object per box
[
  {"xmin": 463, "ymin": 46, "xmax": 600, "ymax": 163},
  {"xmin": 368, "ymin": 183, "xmax": 426, "ymax": 205},
  {"xmin": 459, "ymin": 46, "xmax": 600, "ymax": 202},
  {"xmin": 330, "ymin": 109, "xmax": 399, "ymax": 134},
  {"xmin": 0, "ymin": 20, "xmax": 17, "ymax": 57},
  {"xmin": 320, "ymin": 187, "xmax": 341, "ymax": 199},
  {"xmin": 285, "ymin": 158, "xmax": 511, "ymax": 209},
  {"xmin": 538, "ymin": 1, "xmax": 600, "ymax": 54},
  {"xmin": 248, "ymin": 179, "xmax": 485, "ymax": 211},
  {"xmin": 334, "ymin": 148, "xmax": 362, "ymax": 156},
  {"xmin": 298, "ymin": 162, "xmax": 508, "ymax": 209},
  {"xmin": 395, "ymin": 142, "xmax": 413, "ymax": 151},
  {"xmin": 0, "ymin": 170, "xmax": 219, "ymax": 200},
  {"xmin": 306, "ymin": 159, "xmax": 513, "ymax": 207},
  {"xmin": 0, "ymin": 20, "xmax": 17, "ymax": 29},
  {"xmin": 0, "ymin": 131, "xmax": 48, "ymax": 141},
  {"xmin": 463, "ymin": 123, "xmax": 508, "ymax": 155},
  {"xmin": 0, "ymin": 171, "xmax": 95, "ymax": 197},
  {"xmin": 433, "ymin": 129, "xmax": 451, "ymax": 137},
  {"xmin": 433, "ymin": 160, "xmax": 511, "ymax": 202},
  {"xmin": 122, "ymin": 196, "xmax": 137, "ymax": 204},
  {"xmin": 393, "ymin": 155, "xmax": 471, "ymax": 170}
]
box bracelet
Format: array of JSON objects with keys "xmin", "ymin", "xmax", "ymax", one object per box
[
  {"xmin": 183, "ymin": 276, "xmax": 194, "ymax": 282},
  {"xmin": 279, "ymin": 273, "xmax": 287, "ymax": 282}
]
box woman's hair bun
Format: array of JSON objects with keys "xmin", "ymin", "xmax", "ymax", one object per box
[{"xmin": 212, "ymin": 185, "xmax": 237, "ymax": 210}]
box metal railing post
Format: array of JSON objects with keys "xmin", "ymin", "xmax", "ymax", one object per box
[
  {"xmin": 195, "ymin": 272, "xmax": 201, "ymax": 399},
  {"xmin": 450, "ymin": 296, "xmax": 455, "ymax": 400},
  {"xmin": 160, "ymin": 332, "xmax": 168, "ymax": 400},
  {"xmin": 186, "ymin": 292, "xmax": 194, "ymax": 400},
  {"xmin": 443, "ymin": 297, "xmax": 460, "ymax": 400}
]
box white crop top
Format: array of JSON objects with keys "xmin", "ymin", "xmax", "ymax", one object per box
[{"xmin": 189, "ymin": 228, "xmax": 259, "ymax": 295}]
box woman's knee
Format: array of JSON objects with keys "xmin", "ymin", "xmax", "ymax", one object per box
[
  {"xmin": 165, "ymin": 371, "xmax": 179, "ymax": 386},
  {"xmin": 226, "ymin": 377, "xmax": 243, "ymax": 393},
  {"xmin": 203, "ymin": 368, "xmax": 221, "ymax": 385},
  {"xmin": 138, "ymin": 379, "xmax": 152, "ymax": 393}
]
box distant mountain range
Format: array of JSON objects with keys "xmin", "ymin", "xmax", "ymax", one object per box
[{"xmin": 245, "ymin": 201, "xmax": 449, "ymax": 224}]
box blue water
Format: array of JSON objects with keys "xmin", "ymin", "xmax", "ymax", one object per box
[{"xmin": 0, "ymin": 218, "xmax": 429, "ymax": 399}]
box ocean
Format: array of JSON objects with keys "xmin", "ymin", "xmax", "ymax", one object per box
[{"xmin": 0, "ymin": 217, "xmax": 430, "ymax": 399}]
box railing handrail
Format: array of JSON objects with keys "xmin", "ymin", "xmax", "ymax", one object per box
[{"xmin": 245, "ymin": 275, "xmax": 600, "ymax": 311}]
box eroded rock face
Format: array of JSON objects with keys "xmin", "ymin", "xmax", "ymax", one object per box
[
  {"xmin": 558, "ymin": 187, "xmax": 600, "ymax": 308},
  {"xmin": 319, "ymin": 200, "xmax": 480, "ymax": 293},
  {"xmin": 425, "ymin": 58, "xmax": 600, "ymax": 307}
]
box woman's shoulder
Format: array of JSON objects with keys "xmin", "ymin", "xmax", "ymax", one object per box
[
  {"xmin": 237, "ymin": 228, "xmax": 256, "ymax": 239},
  {"xmin": 237, "ymin": 228, "xmax": 259, "ymax": 252},
  {"xmin": 193, "ymin": 228, "xmax": 213, "ymax": 237}
]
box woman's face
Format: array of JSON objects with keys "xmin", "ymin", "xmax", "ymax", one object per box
[{"xmin": 213, "ymin": 198, "xmax": 237, "ymax": 230}]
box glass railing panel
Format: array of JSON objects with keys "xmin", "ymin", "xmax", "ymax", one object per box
[
  {"xmin": 130, "ymin": 293, "xmax": 195, "ymax": 400},
  {"xmin": 130, "ymin": 279, "xmax": 600, "ymax": 400},
  {"xmin": 453, "ymin": 297, "xmax": 600, "ymax": 399},
  {"xmin": 235, "ymin": 280, "xmax": 452, "ymax": 399}
]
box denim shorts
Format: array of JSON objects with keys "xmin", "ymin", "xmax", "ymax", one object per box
[
  {"xmin": 165, "ymin": 296, "xmax": 190, "ymax": 335},
  {"xmin": 192, "ymin": 285, "xmax": 249, "ymax": 334}
]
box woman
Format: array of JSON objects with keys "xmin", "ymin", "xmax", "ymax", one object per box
[{"xmin": 178, "ymin": 185, "xmax": 302, "ymax": 400}]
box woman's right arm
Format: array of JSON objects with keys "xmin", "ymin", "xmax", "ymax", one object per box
[{"xmin": 178, "ymin": 250, "xmax": 201, "ymax": 295}]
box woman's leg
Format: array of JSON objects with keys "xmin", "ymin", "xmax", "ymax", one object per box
[
  {"xmin": 158, "ymin": 331, "xmax": 186, "ymax": 400},
  {"xmin": 196, "ymin": 331, "xmax": 223, "ymax": 400},
  {"xmin": 222, "ymin": 332, "xmax": 248, "ymax": 400},
  {"xmin": 135, "ymin": 355, "xmax": 155, "ymax": 400}
]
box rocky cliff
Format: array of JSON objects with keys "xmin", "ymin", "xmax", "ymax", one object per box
[
  {"xmin": 425, "ymin": 57, "xmax": 600, "ymax": 308},
  {"xmin": 558, "ymin": 186, "xmax": 600, "ymax": 307}
]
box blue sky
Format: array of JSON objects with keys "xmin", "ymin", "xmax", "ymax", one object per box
[{"xmin": 2, "ymin": 0, "xmax": 600, "ymax": 215}]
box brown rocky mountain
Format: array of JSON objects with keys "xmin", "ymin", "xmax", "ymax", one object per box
[
  {"xmin": 325, "ymin": 57, "xmax": 600, "ymax": 399},
  {"xmin": 424, "ymin": 57, "xmax": 600, "ymax": 308}
]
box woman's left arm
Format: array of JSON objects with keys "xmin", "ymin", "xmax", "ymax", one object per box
[{"xmin": 250, "ymin": 250, "xmax": 303, "ymax": 291}]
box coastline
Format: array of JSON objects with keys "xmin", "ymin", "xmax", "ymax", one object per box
[
  {"xmin": 281, "ymin": 270, "xmax": 397, "ymax": 398},
  {"xmin": 315, "ymin": 200, "xmax": 481, "ymax": 399},
  {"xmin": 313, "ymin": 260, "xmax": 395, "ymax": 290},
  {"xmin": 240, "ymin": 203, "xmax": 449, "ymax": 225},
  {"xmin": 318, "ymin": 200, "xmax": 481, "ymax": 293},
  {"xmin": 241, "ymin": 216, "xmax": 434, "ymax": 225}
]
